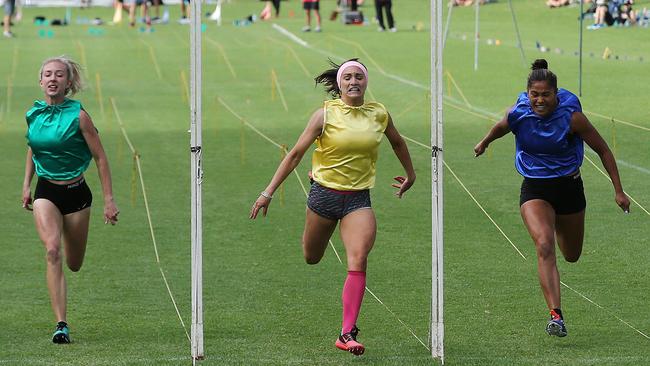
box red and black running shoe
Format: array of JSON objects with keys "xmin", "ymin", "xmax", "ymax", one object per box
[{"xmin": 335, "ymin": 326, "xmax": 364, "ymax": 356}]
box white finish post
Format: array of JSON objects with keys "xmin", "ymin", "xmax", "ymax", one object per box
[
  {"xmin": 190, "ymin": 0, "xmax": 204, "ymax": 360},
  {"xmin": 431, "ymin": 0, "xmax": 445, "ymax": 363}
]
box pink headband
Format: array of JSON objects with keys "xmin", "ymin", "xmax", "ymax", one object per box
[{"xmin": 336, "ymin": 61, "xmax": 368, "ymax": 89}]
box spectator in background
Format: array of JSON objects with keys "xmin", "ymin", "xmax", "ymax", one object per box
[
  {"xmin": 546, "ymin": 0, "xmax": 570, "ymax": 8},
  {"xmin": 616, "ymin": 0, "xmax": 636, "ymax": 25},
  {"xmin": 375, "ymin": 0, "xmax": 395, "ymax": 32},
  {"xmin": 3, "ymin": 0, "xmax": 16, "ymax": 37},
  {"xmin": 123, "ymin": 0, "xmax": 150, "ymax": 28},
  {"xmin": 260, "ymin": 0, "xmax": 281, "ymax": 20},
  {"xmin": 587, "ymin": 0, "xmax": 610, "ymax": 29},
  {"xmin": 302, "ymin": 0, "xmax": 322, "ymax": 32},
  {"xmin": 179, "ymin": 0, "xmax": 190, "ymax": 24}
]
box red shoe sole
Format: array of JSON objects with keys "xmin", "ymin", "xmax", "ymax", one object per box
[{"xmin": 335, "ymin": 339, "xmax": 365, "ymax": 356}]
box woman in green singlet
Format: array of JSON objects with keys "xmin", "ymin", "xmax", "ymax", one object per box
[
  {"xmin": 250, "ymin": 59, "xmax": 416, "ymax": 356},
  {"xmin": 22, "ymin": 56, "xmax": 119, "ymax": 344}
]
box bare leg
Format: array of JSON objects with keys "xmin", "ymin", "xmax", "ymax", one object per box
[
  {"xmin": 339, "ymin": 209, "xmax": 376, "ymax": 272},
  {"xmin": 33, "ymin": 199, "xmax": 67, "ymax": 322},
  {"xmin": 520, "ymin": 200, "xmax": 560, "ymax": 310},
  {"xmin": 555, "ymin": 211, "xmax": 585, "ymax": 263},
  {"xmin": 302, "ymin": 208, "xmax": 337, "ymax": 264},
  {"xmin": 62, "ymin": 208, "xmax": 91, "ymax": 272}
]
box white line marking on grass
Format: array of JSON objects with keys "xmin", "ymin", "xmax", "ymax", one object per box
[
  {"xmin": 110, "ymin": 97, "xmax": 191, "ymax": 343},
  {"xmin": 271, "ymin": 23, "xmax": 308, "ymax": 47},
  {"xmin": 217, "ymin": 96, "xmax": 432, "ymax": 349},
  {"xmin": 402, "ymin": 135, "xmax": 527, "ymax": 260}
]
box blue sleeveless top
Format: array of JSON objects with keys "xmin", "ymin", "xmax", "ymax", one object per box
[
  {"xmin": 26, "ymin": 99, "xmax": 93, "ymax": 181},
  {"xmin": 507, "ymin": 88, "xmax": 583, "ymax": 178}
]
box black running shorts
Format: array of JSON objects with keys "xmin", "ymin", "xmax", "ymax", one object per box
[
  {"xmin": 520, "ymin": 173, "xmax": 586, "ymax": 215},
  {"xmin": 34, "ymin": 177, "xmax": 93, "ymax": 215}
]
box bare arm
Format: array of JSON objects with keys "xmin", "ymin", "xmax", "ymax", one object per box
[
  {"xmin": 249, "ymin": 108, "xmax": 324, "ymax": 219},
  {"xmin": 474, "ymin": 112, "xmax": 511, "ymax": 157},
  {"xmin": 79, "ymin": 109, "xmax": 120, "ymax": 224},
  {"xmin": 384, "ymin": 113, "xmax": 416, "ymax": 198},
  {"xmin": 22, "ymin": 147, "xmax": 35, "ymax": 211},
  {"xmin": 571, "ymin": 111, "xmax": 630, "ymax": 212}
]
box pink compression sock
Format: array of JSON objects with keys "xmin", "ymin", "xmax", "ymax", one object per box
[{"xmin": 341, "ymin": 271, "xmax": 366, "ymax": 334}]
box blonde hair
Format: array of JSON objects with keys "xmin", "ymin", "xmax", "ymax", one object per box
[{"xmin": 39, "ymin": 55, "xmax": 85, "ymax": 96}]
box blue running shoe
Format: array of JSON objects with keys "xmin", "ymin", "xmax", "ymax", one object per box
[
  {"xmin": 52, "ymin": 322, "xmax": 71, "ymax": 344},
  {"xmin": 546, "ymin": 310, "xmax": 567, "ymax": 337}
]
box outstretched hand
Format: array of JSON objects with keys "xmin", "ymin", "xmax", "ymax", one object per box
[
  {"xmin": 22, "ymin": 189, "xmax": 33, "ymax": 211},
  {"xmin": 250, "ymin": 195, "xmax": 271, "ymax": 219},
  {"xmin": 616, "ymin": 192, "xmax": 631, "ymax": 214},
  {"xmin": 473, "ymin": 142, "xmax": 487, "ymax": 157},
  {"xmin": 104, "ymin": 200, "xmax": 119, "ymax": 225},
  {"xmin": 392, "ymin": 176, "xmax": 414, "ymax": 198}
]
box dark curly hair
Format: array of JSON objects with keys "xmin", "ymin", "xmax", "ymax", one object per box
[{"xmin": 314, "ymin": 58, "xmax": 367, "ymax": 99}]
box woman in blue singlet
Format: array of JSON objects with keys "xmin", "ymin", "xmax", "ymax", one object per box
[
  {"xmin": 474, "ymin": 59, "xmax": 630, "ymax": 338},
  {"xmin": 21, "ymin": 56, "xmax": 119, "ymax": 344}
]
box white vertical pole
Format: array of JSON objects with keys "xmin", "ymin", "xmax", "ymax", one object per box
[
  {"xmin": 431, "ymin": 0, "xmax": 445, "ymax": 363},
  {"xmin": 190, "ymin": 0, "xmax": 204, "ymax": 360},
  {"xmin": 474, "ymin": 0, "xmax": 479, "ymax": 71}
]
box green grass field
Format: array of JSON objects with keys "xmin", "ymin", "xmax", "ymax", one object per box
[{"xmin": 1, "ymin": 0, "xmax": 649, "ymax": 364}]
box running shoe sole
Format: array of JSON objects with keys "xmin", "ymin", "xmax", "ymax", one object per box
[
  {"xmin": 335, "ymin": 338, "xmax": 365, "ymax": 355},
  {"xmin": 546, "ymin": 321, "xmax": 567, "ymax": 337}
]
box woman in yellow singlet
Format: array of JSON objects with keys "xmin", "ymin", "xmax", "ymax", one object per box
[{"xmin": 250, "ymin": 58, "xmax": 416, "ymax": 356}]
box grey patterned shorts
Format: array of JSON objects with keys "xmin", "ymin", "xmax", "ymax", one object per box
[{"xmin": 307, "ymin": 181, "xmax": 371, "ymax": 221}]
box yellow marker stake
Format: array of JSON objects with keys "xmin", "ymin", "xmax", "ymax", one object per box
[
  {"xmin": 76, "ymin": 41, "xmax": 89, "ymax": 80},
  {"xmin": 131, "ymin": 153, "xmax": 138, "ymax": 206},
  {"xmin": 180, "ymin": 70, "xmax": 190, "ymax": 106},
  {"xmin": 95, "ymin": 73, "xmax": 106, "ymax": 123},
  {"xmin": 271, "ymin": 69, "xmax": 289, "ymax": 112}
]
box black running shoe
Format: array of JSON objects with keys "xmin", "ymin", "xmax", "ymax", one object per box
[{"xmin": 52, "ymin": 322, "xmax": 71, "ymax": 344}]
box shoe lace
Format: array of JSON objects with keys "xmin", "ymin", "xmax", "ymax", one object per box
[{"xmin": 350, "ymin": 326, "xmax": 360, "ymax": 339}]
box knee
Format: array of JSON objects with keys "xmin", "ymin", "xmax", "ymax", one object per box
[
  {"xmin": 45, "ymin": 248, "xmax": 62, "ymax": 265},
  {"xmin": 346, "ymin": 253, "xmax": 368, "ymax": 271},
  {"xmin": 534, "ymin": 240, "xmax": 556, "ymax": 261}
]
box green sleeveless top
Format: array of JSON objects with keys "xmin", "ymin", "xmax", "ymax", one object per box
[{"xmin": 26, "ymin": 99, "xmax": 92, "ymax": 181}]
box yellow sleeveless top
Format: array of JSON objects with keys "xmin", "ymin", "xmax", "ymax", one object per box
[{"xmin": 311, "ymin": 99, "xmax": 389, "ymax": 190}]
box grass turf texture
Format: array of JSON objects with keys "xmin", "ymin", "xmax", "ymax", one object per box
[{"xmin": 1, "ymin": 0, "xmax": 649, "ymax": 365}]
